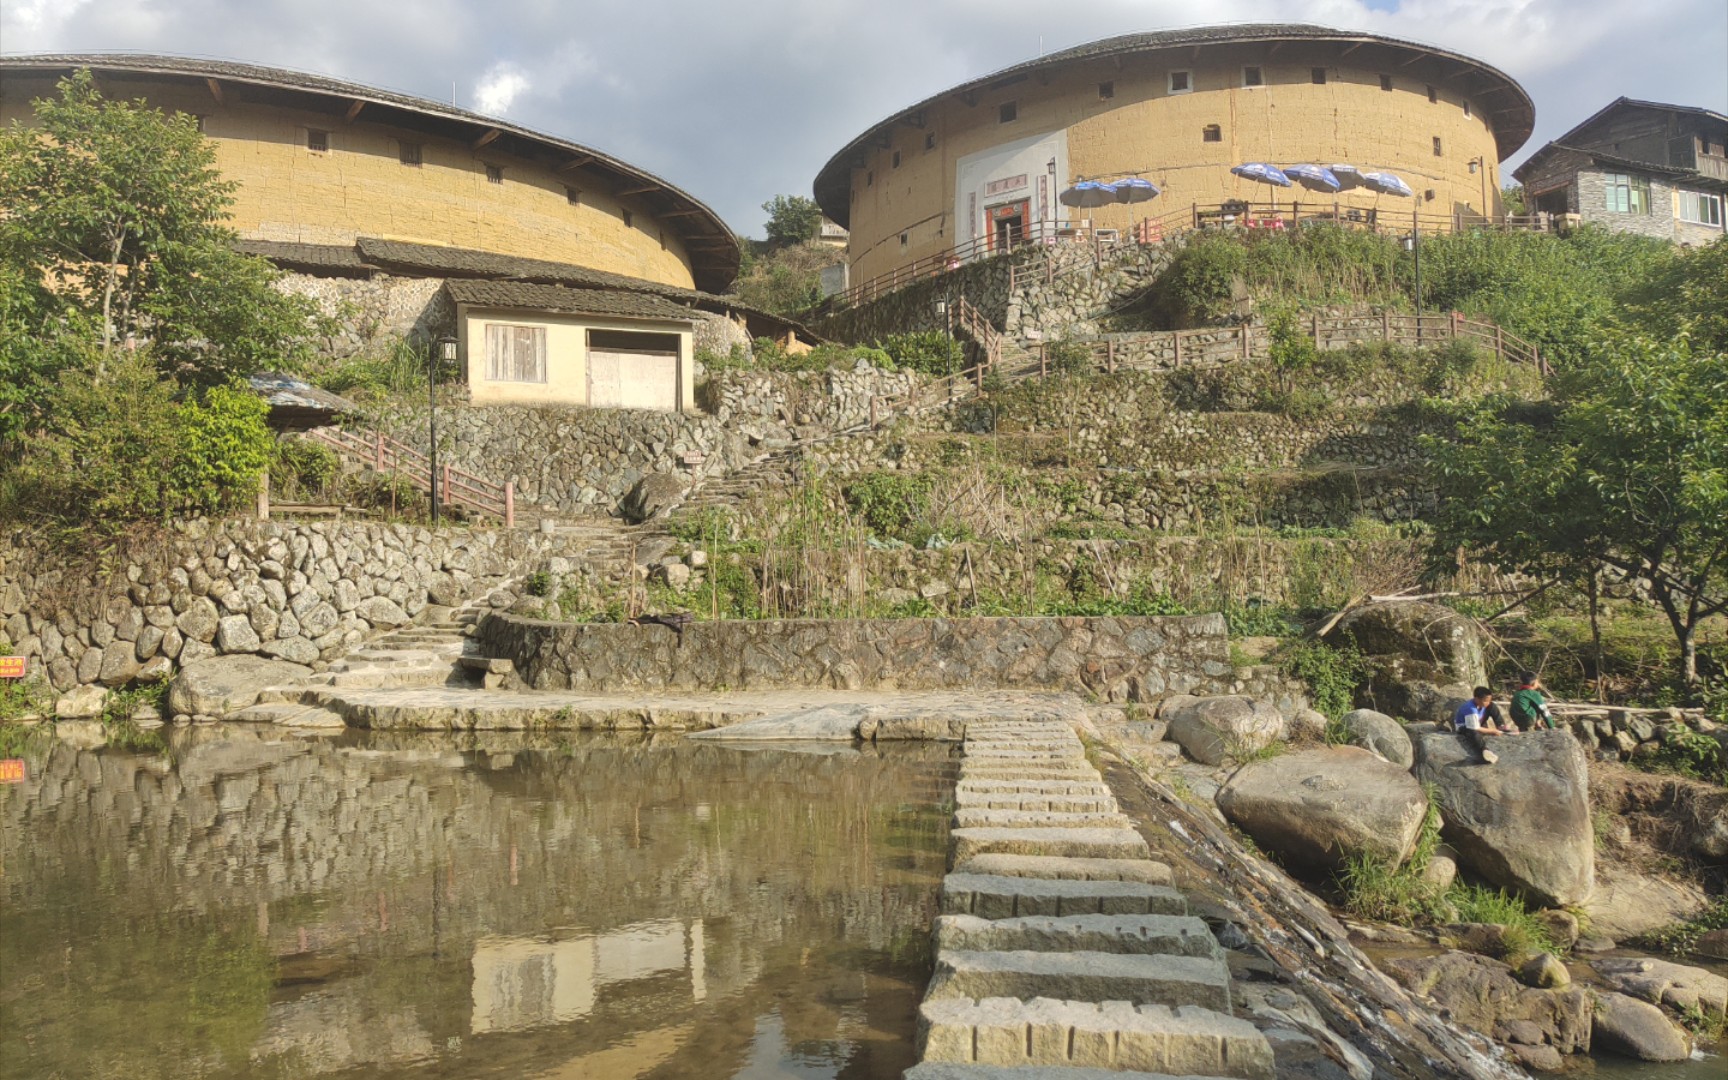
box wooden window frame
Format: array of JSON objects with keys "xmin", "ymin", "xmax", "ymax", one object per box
[
  {"xmin": 1202, "ymin": 124, "xmax": 1222, "ymax": 143},
  {"xmin": 483, "ymin": 323, "xmax": 548, "ymax": 384},
  {"xmin": 1310, "ymin": 67, "xmax": 1327, "ymax": 85},
  {"xmin": 485, "ymin": 163, "xmax": 504, "ymax": 184},
  {"xmin": 306, "ymin": 128, "xmax": 329, "ymax": 153}
]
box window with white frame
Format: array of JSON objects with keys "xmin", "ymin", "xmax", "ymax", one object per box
[
  {"xmin": 1603, "ymin": 172, "xmax": 1651, "ymax": 214},
  {"xmin": 1168, "ymin": 70, "xmax": 1191, "ymax": 94},
  {"xmin": 1677, "ymin": 189, "xmax": 1723, "ymax": 227},
  {"xmin": 484, "ymin": 324, "xmax": 547, "ymax": 383}
]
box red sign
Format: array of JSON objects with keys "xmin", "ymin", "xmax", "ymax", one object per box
[
  {"xmin": 0, "ymin": 657, "xmax": 25, "ymax": 679},
  {"xmin": 0, "ymin": 759, "xmax": 26, "ymax": 784}
]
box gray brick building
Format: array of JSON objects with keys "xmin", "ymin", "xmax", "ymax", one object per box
[{"xmin": 1515, "ymin": 98, "xmax": 1726, "ymax": 245}]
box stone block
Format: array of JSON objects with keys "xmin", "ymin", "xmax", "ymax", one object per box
[
  {"xmin": 935, "ymin": 913, "xmax": 1221, "ymax": 959},
  {"xmin": 927, "ymin": 949, "xmax": 1232, "ymax": 1012},
  {"xmin": 941, "ymin": 873, "xmax": 1185, "ymax": 918},
  {"xmin": 951, "ymin": 827, "xmax": 1150, "ymax": 864},
  {"xmin": 954, "ymin": 854, "xmax": 1171, "ymax": 884}
]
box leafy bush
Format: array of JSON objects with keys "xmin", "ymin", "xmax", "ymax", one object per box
[
  {"xmin": 1280, "ymin": 639, "xmax": 1367, "ymax": 721},
  {"xmin": 877, "ymin": 331, "xmax": 963, "ymax": 376},
  {"xmin": 843, "ymin": 471, "xmax": 933, "ymax": 540},
  {"xmin": 269, "ymin": 439, "xmax": 340, "ymax": 502},
  {"xmin": 310, "ymin": 339, "xmax": 433, "ymax": 402},
  {"xmin": 172, "ymin": 383, "xmax": 272, "ymax": 516},
  {"xmin": 1631, "ymin": 898, "xmax": 1728, "ymax": 956},
  {"xmin": 1044, "ymin": 341, "xmax": 1096, "ymax": 378}
]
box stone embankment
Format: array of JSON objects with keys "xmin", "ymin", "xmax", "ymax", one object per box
[{"xmin": 906, "ymin": 715, "xmax": 1274, "ymax": 1079}]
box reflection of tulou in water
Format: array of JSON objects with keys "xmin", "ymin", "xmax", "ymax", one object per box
[{"xmin": 0, "ymin": 726, "xmax": 954, "ymax": 1079}]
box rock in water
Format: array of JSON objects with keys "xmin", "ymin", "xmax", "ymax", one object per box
[
  {"xmin": 1591, "ymin": 991, "xmax": 1692, "ymax": 1061},
  {"xmin": 1382, "ymin": 950, "xmax": 1591, "ymax": 1054},
  {"xmin": 619, "ymin": 472, "xmax": 686, "ymax": 524},
  {"xmin": 1592, "ymin": 956, "xmax": 1728, "ymax": 1018},
  {"xmin": 167, "ymin": 655, "xmax": 311, "ymax": 717},
  {"xmin": 1163, "ymin": 695, "xmax": 1283, "ymax": 766},
  {"xmin": 1338, "ymin": 709, "xmax": 1413, "ymax": 767},
  {"xmin": 1413, "ymin": 729, "xmax": 1593, "ymax": 907},
  {"xmin": 1215, "ymin": 746, "xmax": 1428, "ymax": 873}
]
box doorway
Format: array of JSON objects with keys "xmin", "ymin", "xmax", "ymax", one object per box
[{"xmin": 987, "ymin": 199, "xmax": 1030, "ymax": 250}]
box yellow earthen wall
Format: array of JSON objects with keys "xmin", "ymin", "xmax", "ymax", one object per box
[
  {"xmin": 457, "ymin": 307, "xmax": 694, "ymax": 411},
  {"xmin": 1, "ymin": 73, "xmax": 698, "ymax": 289},
  {"xmin": 843, "ymin": 43, "xmax": 1506, "ymax": 282}
]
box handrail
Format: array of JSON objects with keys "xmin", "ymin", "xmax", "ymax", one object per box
[
  {"xmin": 951, "ymin": 295, "xmax": 1002, "ymax": 384},
  {"xmin": 307, "ymin": 426, "xmax": 515, "ymax": 526}
]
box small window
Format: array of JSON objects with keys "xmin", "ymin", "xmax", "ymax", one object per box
[
  {"xmin": 925, "ymin": 132, "xmax": 936, "ymax": 151},
  {"xmin": 484, "ymin": 324, "xmax": 547, "ymax": 384},
  {"xmin": 565, "ymin": 186, "xmax": 580, "ymax": 205},
  {"xmin": 1463, "ymin": 100, "xmax": 1472, "ymax": 118},
  {"xmin": 398, "ymin": 141, "xmax": 422, "ymax": 166},
  {"xmin": 1202, "ymin": 124, "xmax": 1222, "ymax": 143},
  {"xmin": 1168, "ymin": 70, "xmax": 1191, "ymax": 94},
  {"xmin": 486, "ymin": 164, "xmax": 504, "ymax": 184},
  {"xmin": 999, "ymin": 101, "xmax": 1017, "ymax": 123},
  {"xmin": 1379, "ymin": 74, "xmax": 1393, "ymax": 92},
  {"xmin": 899, "ymin": 232, "xmax": 909, "ymax": 253},
  {"xmin": 1311, "ymin": 67, "xmax": 1327, "ymax": 85},
  {"xmin": 1427, "ymin": 85, "xmax": 1438, "ymax": 104},
  {"xmin": 1677, "ymin": 190, "xmax": 1724, "ymax": 226},
  {"xmin": 622, "ymin": 209, "xmax": 633, "ymax": 227},
  {"xmin": 306, "ymin": 128, "xmax": 329, "ymax": 153},
  {"xmin": 866, "ymin": 170, "xmax": 874, "ymax": 187},
  {"xmin": 1604, "ymin": 172, "xmax": 1651, "ymax": 214},
  {"xmin": 1432, "ymin": 136, "xmax": 1443, "ymax": 157},
  {"xmin": 892, "ymin": 149, "xmax": 901, "ymax": 168},
  {"xmin": 1098, "ymin": 80, "xmax": 1115, "ymax": 99},
  {"xmin": 1242, "ymin": 66, "xmax": 1263, "ymax": 88}
]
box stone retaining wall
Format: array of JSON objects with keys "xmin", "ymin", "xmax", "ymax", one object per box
[
  {"xmin": 0, "ymin": 520, "xmax": 553, "ymax": 692},
  {"xmin": 480, "ymin": 612, "xmax": 1237, "ymax": 703}
]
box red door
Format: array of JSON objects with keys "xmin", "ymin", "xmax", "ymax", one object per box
[{"xmin": 987, "ymin": 199, "xmax": 1030, "ymax": 251}]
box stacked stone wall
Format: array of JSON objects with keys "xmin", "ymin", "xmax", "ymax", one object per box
[
  {"xmin": 0, "ymin": 520, "xmax": 554, "ymax": 692},
  {"xmin": 482, "ymin": 611, "xmax": 1237, "ymax": 703}
]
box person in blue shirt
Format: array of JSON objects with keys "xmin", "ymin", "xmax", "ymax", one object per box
[{"xmin": 1451, "ymin": 686, "xmax": 1508, "ymax": 764}]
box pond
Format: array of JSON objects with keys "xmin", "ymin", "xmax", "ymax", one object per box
[{"xmin": 0, "ymin": 727, "xmax": 957, "ymax": 1079}]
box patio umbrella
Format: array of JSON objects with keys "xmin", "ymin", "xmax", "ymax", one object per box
[
  {"xmin": 1111, "ymin": 177, "xmax": 1162, "ymax": 204},
  {"xmin": 1327, "ymin": 164, "xmax": 1369, "ymax": 191},
  {"xmin": 1059, "ymin": 180, "xmax": 1119, "ymax": 208},
  {"xmin": 1362, "ymin": 171, "xmax": 1414, "ymax": 197},
  {"xmin": 1282, "ymin": 164, "xmax": 1341, "ymax": 194},
  {"xmin": 1230, "ymin": 162, "xmax": 1292, "ymax": 188}
]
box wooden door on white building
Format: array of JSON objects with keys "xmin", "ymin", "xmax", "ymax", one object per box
[{"xmin": 586, "ymin": 330, "xmax": 681, "ymax": 411}]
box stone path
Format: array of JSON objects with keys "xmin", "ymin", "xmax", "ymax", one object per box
[{"xmin": 906, "ymin": 717, "xmax": 1273, "ymax": 1080}]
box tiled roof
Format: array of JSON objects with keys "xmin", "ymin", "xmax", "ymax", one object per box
[
  {"xmin": 444, "ymin": 280, "xmax": 698, "ymax": 323},
  {"xmin": 236, "ymin": 240, "xmax": 373, "ymax": 271},
  {"xmin": 247, "ymin": 372, "xmax": 362, "ymax": 413},
  {"xmin": 813, "ymin": 23, "xmax": 1535, "ymax": 224},
  {"xmin": 356, "ymin": 237, "xmax": 690, "ymax": 298}
]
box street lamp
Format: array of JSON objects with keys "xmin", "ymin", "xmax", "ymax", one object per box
[
  {"xmin": 431, "ymin": 335, "xmax": 458, "ymax": 523},
  {"xmin": 1402, "ymin": 233, "xmax": 1422, "ymax": 343},
  {"xmin": 1468, "ymin": 157, "xmax": 1489, "ymax": 219},
  {"xmin": 934, "ymin": 298, "xmax": 953, "ymax": 375}
]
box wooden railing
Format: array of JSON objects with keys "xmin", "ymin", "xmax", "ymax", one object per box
[
  {"xmin": 307, "ymin": 426, "xmax": 515, "ymax": 526},
  {"xmin": 952, "ymin": 295, "xmax": 1002, "ymax": 382},
  {"xmin": 827, "ymin": 202, "xmax": 1559, "ymax": 314},
  {"xmin": 1041, "ymin": 311, "xmax": 1545, "ymax": 377}
]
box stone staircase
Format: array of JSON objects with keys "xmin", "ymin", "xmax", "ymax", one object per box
[{"xmin": 906, "ymin": 717, "xmax": 1273, "ymax": 1080}]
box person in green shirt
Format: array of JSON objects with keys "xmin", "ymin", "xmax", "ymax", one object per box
[{"xmin": 1510, "ymin": 672, "xmax": 1556, "ymax": 731}]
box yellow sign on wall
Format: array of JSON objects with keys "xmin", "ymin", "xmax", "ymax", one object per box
[{"xmin": 0, "ymin": 657, "xmax": 26, "ymax": 679}]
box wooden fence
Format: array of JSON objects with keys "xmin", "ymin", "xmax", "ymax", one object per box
[{"xmin": 307, "ymin": 426, "xmax": 515, "ymax": 526}]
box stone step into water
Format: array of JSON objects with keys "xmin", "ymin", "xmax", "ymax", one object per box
[
  {"xmin": 956, "ymin": 779, "xmax": 1115, "ymax": 797},
  {"xmin": 955, "ymin": 854, "xmax": 1171, "ymax": 884},
  {"xmin": 918, "ymin": 997, "xmax": 1274, "ymax": 1079},
  {"xmin": 941, "ymin": 873, "xmax": 1186, "ymax": 918},
  {"xmin": 951, "ymin": 826, "xmax": 1149, "ymax": 863},
  {"xmin": 929, "ymin": 950, "xmax": 1232, "ymax": 1013},
  {"xmin": 935, "ymin": 914, "xmax": 1221, "ymax": 960},
  {"xmin": 954, "ymin": 809, "xmax": 1132, "ymax": 831},
  {"xmin": 904, "ymin": 1065, "xmax": 1237, "ymax": 1080},
  {"xmin": 954, "ymin": 793, "xmax": 1120, "ymax": 814},
  {"xmin": 958, "ymin": 765, "xmax": 1103, "ymax": 782}
]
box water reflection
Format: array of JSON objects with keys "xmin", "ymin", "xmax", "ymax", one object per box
[{"xmin": 0, "ymin": 726, "xmax": 955, "ymax": 1079}]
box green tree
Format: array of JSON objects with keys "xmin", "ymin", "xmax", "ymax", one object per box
[
  {"xmin": 762, "ymin": 194, "xmax": 822, "ymax": 247},
  {"xmin": 1426, "ymin": 334, "xmax": 1728, "ymax": 685},
  {"xmin": 1501, "ymin": 184, "xmax": 1528, "ymax": 216},
  {"xmin": 0, "ymin": 70, "xmax": 318, "ymax": 440}
]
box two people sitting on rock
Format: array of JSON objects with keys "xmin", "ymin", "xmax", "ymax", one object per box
[
  {"xmin": 1451, "ymin": 686, "xmax": 1510, "ymax": 764},
  {"xmin": 1509, "ymin": 672, "xmax": 1556, "ymax": 731}
]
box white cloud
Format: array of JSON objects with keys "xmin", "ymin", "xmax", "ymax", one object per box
[{"xmin": 473, "ymin": 62, "xmax": 530, "ymax": 115}]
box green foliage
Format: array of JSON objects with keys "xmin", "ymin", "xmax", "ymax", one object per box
[
  {"xmin": 1633, "ymin": 724, "xmax": 1726, "ymax": 785},
  {"xmin": 172, "ymin": 383, "xmax": 272, "ymax": 516},
  {"xmin": 308, "ymin": 338, "xmax": 432, "ymax": 402},
  {"xmin": 99, "ymin": 684, "xmax": 168, "ymax": 752},
  {"xmin": 1156, "ymin": 232, "xmax": 1248, "ymax": 322},
  {"xmin": 523, "ymin": 570, "xmax": 554, "ymax": 598},
  {"xmin": 1338, "ymin": 852, "xmax": 1449, "ymax": 925},
  {"xmin": 762, "ymin": 194, "xmax": 822, "ymax": 247},
  {"xmin": 1044, "ymin": 340, "xmax": 1095, "ymax": 378},
  {"xmin": 1501, "ymin": 185, "xmax": 1528, "ymax": 216},
  {"xmin": 1631, "ymin": 898, "xmax": 1728, "ymax": 956},
  {"xmin": 1280, "ymin": 639, "xmax": 1367, "ymax": 721},
  {"xmin": 876, "ymin": 331, "xmax": 963, "ymax": 377},
  {"xmin": 1225, "ymin": 602, "xmax": 1301, "ymax": 638},
  {"xmin": 1266, "ymin": 308, "xmax": 1320, "ymax": 379},
  {"xmin": 268, "ymin": 438, "xmax": 340, "ymax": 502},
  {"xmin": 1626, "ymin": 237, "xmax": 1728, "ymax": 354},
  {"xmin": 843, "ymin": 471, "xmax": 934, "ymax": 541},
  {"xmin": 1448, "ymin": 884, "xmax": 1558, "ymax": 960}
]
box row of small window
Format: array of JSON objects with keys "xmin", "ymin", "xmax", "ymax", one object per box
[
  {"xmin": 1098, "ymin": 69, "xmax": 1468, "ymax": 110},
  {"xmin": 1603, "ymin": 174, "xmax": 1724, "ymax": 225},
  {"xmin": 302, "ymin": 128, "xmax": 627, "ymax": 218}
]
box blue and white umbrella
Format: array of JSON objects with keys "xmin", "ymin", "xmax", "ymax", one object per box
[
  {"xmin": 1362, "ymin": 171, "xmax": 1414, "ymax": 197},
  {"xmin": 1112, "ymin": 177, "xmax": 1162, "ymax": 204},
  {"xmin": 1230, "ymin": 162, "xmax": 1292, "ymax": 188},
  {"xmin": 1282, "ymin": 164, "xmax": 1342, "ymax": 194},
  {"xmin": 1059, "ymin": 180, "xmax": 1119, "ymax": 208},
  {"xmin": 1327, "ymin": 164, "xmax": 1369, "ymax": 191}
]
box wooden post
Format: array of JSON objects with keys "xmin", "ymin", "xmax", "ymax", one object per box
[
  {"xmin": 442, "ymin": 464, "xmax": 452, "ymax": 507},
  {"xmin": 1312, "ymin": 312, "xmax": 1321, "ymax": 349},
  {"xmin": 1241, "ymin": 324, "xmax": 1250, "ymax": 360},
  {"xmin": 1496, "ymin": 323, "xmax": 1504, "ymax": 360},
  {"xmin": 504, "ymin": 481, "xmax": 514, "ymax": 528},
  {"xmin": 869, "ymin": 395, "xmax": 878, "ymax": 428},
  {"xmin": 1192, "ymin": 202, "xmax": 1198, "ymax": 229},
  {"xmin": 1039, "ymin": 344, "xmax": 1048, "ymax": 379},
  {"xmin": 1107, "ymin": 338, "xmax": 1116, "ymax": 373},
  {"xmin": 1173, "ymin": 331, "xmax": 1183, "ymax": 366},
  {"xmin": 1382, "ymin": 309, "xmax": 1391, "ymax": 343},
  {"xmin": 257, "ymin": 472, "xmax": 270, "ymax": 522},
  {"xmin": 375, "ymin": 431, "xmax": 385, "ymax": 470}
]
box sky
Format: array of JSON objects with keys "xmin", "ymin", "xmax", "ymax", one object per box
[{"xmin": 4, "ymin": 0, "xmax": 1725, "ymax": 237}]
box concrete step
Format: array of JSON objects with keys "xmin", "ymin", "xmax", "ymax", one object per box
[
  {"xmin": 954, "ymin": 855, "xmax": 1172, "ymax": 885},
  {"xmin": 956, "ymin": 779, "xmax": 1114, "ymax": 797},
  {"xmin": 954, "ymin": 809, "xmax": 1133, "ymax": 831},
  {"xmin": 904, "ymin": 1064, "xmax": 1237, "ymax": 1080},
  {"xmin": 458, "ymin": 655, "xmax": 514, "ymax": 674},
  {"xmin": 954, "ymin": 793, "xmax": 1120, "ymax": 814},
  {"xmin": 935, "ymin": 914, "xmax": 1222, "ymax": 961},
  {"xmin": 919, "ymin": 998, "xmax": 1273, "ymax": 1079},
  {"xmin": 927, "ymin": 950, "xmax": 1232, "ymax": 1013},
  {"xmin": 964, "ymin": 748, "xmax": 1087, "ymax": 761},
  {"xmin": 959, "ymin": 764, "xmax": 1103, "ymax": 782},
  {"xmin": 941, "ymin": 873, "xmax": 1186, "ymax": 919},
  {"xmin": 951, "ymin": 827, "xmax": 1149, "ymax": 863}
]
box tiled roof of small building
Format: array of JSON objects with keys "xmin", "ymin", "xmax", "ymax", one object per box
[
  {"xmin": 236, "ymin": 240, "xmax": 374, "ymax": 271},
  {"xmin": 444, "ymin": 280, "xmax": 698, "ymax": 322}
]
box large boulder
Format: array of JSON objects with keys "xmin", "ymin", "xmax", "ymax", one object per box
[
  {"xmin": 1338, "ymin": 709, "xmax": 1413, "ymax": 767},
  {"xmin": 1413, "ymin": 729, "xmax": 1593, "ymax": 907},
  {"xmin": 1591, "ymin": 991, "xmax": 1692, "ymax": 1061},
  {"xmin": 1325, "ymin": 600, "xmax": 1486, "ymax": 717},
  {"xmin": 1592, "ymin": 957, "xmax": 1728, "ymax": 1018},
  {"xmin": 1163, "ymin": 695, "xmax": 1283, "ymax": 765},
  {"xmin": 1216, "ymin": 746, "xmax": 1428, "ymax": 873},
  {"xmin": 619, "ymin": 472, "xmax": 686, "ymax": 524},
  {"xmin": 167, "ymin": 655, "xmax": 311, "ymax": 717},
  {"xmin": 1382, "ymin": 950, "xmax": 1592, "ymax": 1054}
]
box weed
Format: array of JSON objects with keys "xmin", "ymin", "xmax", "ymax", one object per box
[
  {"xmin": 1338, "ymin": 851, "xmax": 1449, "ymax": 925},
  {"xmin": 1630, "ymin": 898, "xmax": 1728, "ymax": 956},
  {"xmin": 523, "ymin": 570, "xmax": 553, "ymax": 597},
  {"xmin": 1448, "ymin": 884, "xmax": 1557, "ymax": 961},
  {"xmin": 1280, "ymin": 639, "xmax": 1367, "ymax": 721}
]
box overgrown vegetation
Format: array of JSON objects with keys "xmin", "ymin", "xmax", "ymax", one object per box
[
  {"xmin": 1630, "ymin": 898, "xmax": 1728, "ymax": 956},
  {"xmin": 1280, "ymin": 639, "xmax": 1368, "ymax": 724}
]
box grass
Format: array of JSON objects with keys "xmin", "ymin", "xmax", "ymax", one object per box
[
  {"xmin": 1630, "ymin": 897, "xmax": 1728, "ymax": 956},
  {"xmin": 1448, "ymin": 883, "xmax": 1558, "ymax": 960}
]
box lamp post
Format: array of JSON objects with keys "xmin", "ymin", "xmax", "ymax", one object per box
[
  {"xmin": 1468, "ymin": 157, "xmax": 1489, "ymax": 221},
  {"xmin": 934, "ymin": 297, "xmax": 952, "ymax": 376},
  {"xmin": 1402, "ymin": 232, "xmax": 1422, "ymax": 344},
  {"xmin": 431, "ymin": 335, "xmax": 457, "ymax": 523}
]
